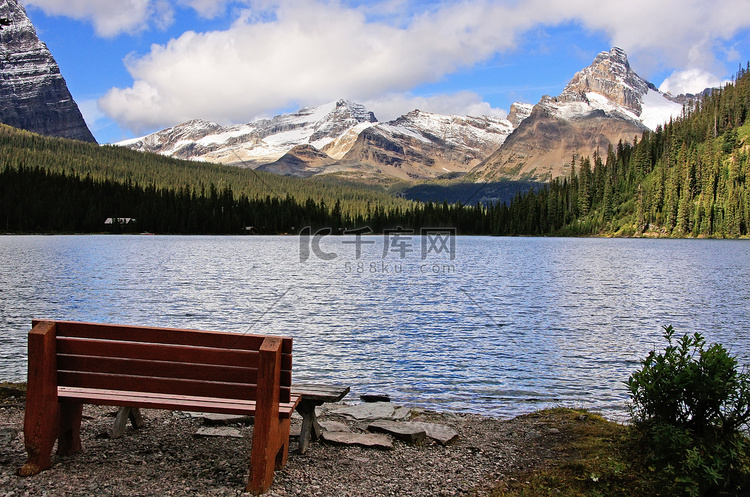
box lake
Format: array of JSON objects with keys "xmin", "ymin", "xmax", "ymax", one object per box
[{"xmin": 1, "ymin": 234, "xmax": 749, "ymax": 421}]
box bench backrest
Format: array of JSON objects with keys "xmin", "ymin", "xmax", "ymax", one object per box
[{"xmin": 33, "ymin": 320, "xmax": 293, "ymax": 404}]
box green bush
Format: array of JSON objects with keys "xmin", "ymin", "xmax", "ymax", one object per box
[
  {"xmin": 627, "ymin": 325, "xmax": 750, "ymax": 495},
  {"xmin": 628, "ymin": 326, "xmax": 750, "ymax": 435}
]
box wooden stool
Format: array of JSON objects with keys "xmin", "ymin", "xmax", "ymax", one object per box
[{"xmin": 291, "ymin": 384, "xmax": 350, "ymax": 453}]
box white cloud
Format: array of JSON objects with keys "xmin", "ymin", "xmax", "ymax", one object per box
[
  {"xmin": 99, "ymin": 0, "xmax": 533, "ymax": 131},
  {"xmin": 24, "ymin": 0, "xmax": 172, "ymax": 37},
  {"xmin": 559, "ymin": 0, "xmax": 750, "ymax": 85},
  {"xmin": 177, "ymin": 0, "xmax": 230, "ymax": 19},
  {"xmin": 95, "ymin": 0, "xmax": 750, "ymax": 133},
  {"xmin": 659, "ymin": 69, "xmax": 726, "ymax": 96},
  {"xmin": 23, "ymin": 0, "xmax": 232, "ymax": 36}
]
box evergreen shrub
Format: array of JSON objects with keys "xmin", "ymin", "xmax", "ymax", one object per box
[{"xmin": 627, "ymin": 326, "xmax": 750, "ymax": 495}]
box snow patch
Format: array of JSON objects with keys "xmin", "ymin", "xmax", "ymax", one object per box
[
  {"xmin": 196, "ymin": 126, "xmax": 253, "ymax": 146},
  {"xmin": 639, "ymin": 89, "xmax": 684, "ymax": 130},
  {"xmin": 117, "ymin": 136, "xmax": 144, "ymax": 147},
  {"xmin": 378, "ymin": 123, "xmax": 433, "ymax": 144}
]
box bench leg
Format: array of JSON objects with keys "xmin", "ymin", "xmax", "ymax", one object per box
[
  {"xmin": 18, "ymin": 321, "xmax": 59, "ymax": 477},
  {"xmin": 128, "ymin": 407, "xmax": 145, "ymax": 429},
  {"xmin": 248, "ymin": 337, "xmax": 287, "ymax": 495},
  {"xmin": 111, "ymin": 407, "xmax": 129, "ymax": 439},
  {"xmin": 18, "ymin": 403, "xmax": 58, "ymax": 476},
  {"xmin": 57, "ymin": 402, "xmax": 83, "ymax": 456},
  {"xmin": 249, "ymin": 416, "xmax": 291, "ymax": 493},
  {"xmin": 276, "ymin": 417, "xmax": 291, "ymax": 469}
]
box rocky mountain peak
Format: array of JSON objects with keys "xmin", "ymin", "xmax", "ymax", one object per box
[
  {"xmin": 123, "ymin": 118, "xmax": 224, "ymax": 152},
  {"xmin": 560, "ymin": 46, "xmax": 655, "ymax": 114},
  {"xmin": 308, "ymin": 99, "xmax": 377, "ymax": 143},
  {"xmin": 471, "ymin": 47, "xmax": 688, "ymax": 182},
  {"xmin": 507, "ymin": 103, "xmax": 533, "ymax": 127},
  {"xmin": 0, "ymin": 0, "xmax": 96, "ymax": 142},
  {"xmin": 334, "ymin": 99, "xmax": 378, "ymax": 122}
]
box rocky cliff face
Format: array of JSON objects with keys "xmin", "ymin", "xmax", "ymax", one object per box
[
  {"xmin": 507, "ymin": 103, "xmax": 533, "ymax": 128},
  {"xmin": 474, "ymin": 105, "xmax": 646, "ymax": 181},
  {"xmin": 335, "ymin": 110, "xmax": 515, "ymax": 180},
  {"xmin": 0, "ymin": 0, "xmax": 96, "ymax": 142},
  {"xmin": 560, "ymin": 46, "xmax": 654, "ymax": 114},
  {"xmin": 257, "ymin": 144, "xmax": 337, "ymax": 177},
  {"xmin": 471, "ymin": 47, "xmax": 684, "ymax": 181}
]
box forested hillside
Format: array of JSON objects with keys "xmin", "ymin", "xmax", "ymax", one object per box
[
  {"xmin": 0, "ymin": 124, "xmax": 489, "ymax": 234},
  {"xmin": 0, "ymin": 160, "xmax": 496, "ymax": 234},
  {"xmin": 0, "ymin": 124, "xmax": 423, "ymax": 232},
  {"xmin": 497, "ymin": 65, "xmax": 750, "ymax": 237}
]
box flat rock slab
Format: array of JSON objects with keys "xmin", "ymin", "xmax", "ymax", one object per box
[
  {"xmin": 321, "ymin": 431, "xmax": 393, "ymax": 450},
  {"xmin": 326, "ymin": 402, "xmax": 412, "ymax": 421},
  {"xmin": 408, "ymin": 422, "xmax": 459, "ymax": 446},
  {"xmin": 200, "ymin": 413, "xmax": 254, "ymax": 426},
  {"xmin": 194, "ymin": 426, "xmax": 244, "ymax": 438},
  {"xmin": 319, "ymin": 420, "xmax": 351, "ymax": 433},
  {"xmin": 367, "ymin": 420, "xmax": 426, "ymax": 444}
]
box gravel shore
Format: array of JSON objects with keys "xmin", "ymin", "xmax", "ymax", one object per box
[{"xmin": 1, "ymin": 395, "xmax": 566, "ymax": 496}]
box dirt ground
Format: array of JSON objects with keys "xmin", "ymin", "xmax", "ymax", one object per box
[{"xmin": 0, "ymin": 392, "xmax": 574, "ymax": 496}]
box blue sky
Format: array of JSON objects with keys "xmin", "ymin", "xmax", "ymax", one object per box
[{"xmin": 20, "ymin": 0, "xmax": 750, "ymax": 144}]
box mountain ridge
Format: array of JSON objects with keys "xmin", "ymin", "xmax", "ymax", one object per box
[
  {"xmin": 119, "ymin": 99, "xmax": 378, "ymax": 166},
  {"xmin": 119, "ymin": 100, "xmax": 520, "ymax": 180},
  {"xmin": 118, "ymin": 47, "xmax": 697, "ymax": 182},
  {"xmin": 0, "ymin": 0, "xmax": 96, "ymax": 143}
]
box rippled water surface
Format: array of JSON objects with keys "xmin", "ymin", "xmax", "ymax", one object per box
[{"xmin": 1, "ymin": 235, "xmax": 749, "ymax": 420}]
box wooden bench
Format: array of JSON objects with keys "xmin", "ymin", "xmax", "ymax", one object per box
[{"xmin": 17, "ymin": 320, "xmax": 300, "ymax": 495}]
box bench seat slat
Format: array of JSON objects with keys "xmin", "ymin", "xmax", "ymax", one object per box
[{"xmin": 58, "ymin": 387, "xmax": 300, "ymax": 418}]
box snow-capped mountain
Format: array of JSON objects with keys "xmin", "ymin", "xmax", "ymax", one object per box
[
  {"xmin": 472, "ymin": 47, "xmax": 686, "ymax": 181},
  {"xmin": 119, "ymin": 100, "xmax": 377, "ymax": 166},
  {"xmin": 254, "ymin": 109, "xmax": 517, "ymax": 179},
  {"xmin": 0, "ymin": 0, "xmax": 95, "ymax": 142},
  {"xmin": 119, "ymin": 99, "xmax": 520, "ymax": 179},
  {"xmin": 550, "ymin": 46, "xmax": 683, "ymax": 130}
]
